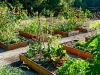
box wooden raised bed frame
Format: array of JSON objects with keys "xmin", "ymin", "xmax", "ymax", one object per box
[
  {"xmin": 54, "ymin": 30, "xmax": 79, "ymax": 37},
  {"xmin": 75, "ymin": 28, "xmax": 96, "ymax": 33},
  {"xmin": 19, "ymin": 54, "xmax": 54, "ymax": 75},
  {"xmin": 19, "ymin": 31, "xmax": 47, "ymax": 42},
  {"xmin": 75, "ymin": 28, "xmax": 87, "ymax": 33},
  {"xmin": 0, "ymin": 41, "xmax": 28, "ymax": 50},
  {"xmin": 54, "ymin": 30, "xmax": 68, "ymax": 36},
  {"xmin": 19, "ymin": 31, "xmax": 38, "ymax": 39},
  {"xmin": 63, "ymin": 45, "xmax": 92, "ymax": 59},
  {"xmin": 85, "ymin": 37, "xmax": 90, "ymax": 42}
]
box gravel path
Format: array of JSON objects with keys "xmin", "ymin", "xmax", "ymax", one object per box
[{"xmin": 0, "ymin": 46, "xmax": 28, "ymax": 65}]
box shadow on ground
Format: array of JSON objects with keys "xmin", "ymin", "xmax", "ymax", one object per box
[{"xmin": 8, "ymin": 61, "xmax": 41, "ymax": 75}]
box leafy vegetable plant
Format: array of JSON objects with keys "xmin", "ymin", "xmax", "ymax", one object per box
[
  {"xmin": 44, "ymin": 36, "xmax": 67, "ymax": 66},
  {"xmin": 73, "ymin": 40, "xmax": 97, "ymax": 53},
  {"xmin": 58, "ymin": 58, "xmax": 89, "ymax": 75},
  {"xmin": 25, "ymin": 40, "xmax": 42, "ymax": 59}
]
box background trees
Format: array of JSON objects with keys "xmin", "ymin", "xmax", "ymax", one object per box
[{"xmin": 0, "ymin": 0, "xmax": 100, "ymax": 16}]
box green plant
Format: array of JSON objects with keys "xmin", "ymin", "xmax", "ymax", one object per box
[
  {"xmin": 73, "ymin": 41, "xmax": 86, "ymax": 50},
  {"xmin": 58, "ymin": 58, "xmax": 89, "ymax": 75},
  {"xmin": 53, "ymin": 20, "xmax": 76, "ymax": 32},
  {"xmin": 20, "ymin": 20, "xmax": 39, "ymax": 35},
  {"xmin": 85, "ymin": 9, "xmax": 92, "ymax": 18},
  {"xmin": 83, "ymin": 21, "xmax": 100, "ymax": 75},
  {"xmin": 75, "ymin": 7, "xmax": 87, "ymax": 28},
  {"xmin": 44, "ymin": 36, "xmax": 67, "ymax": 66},
  {"xmin": 25, "ymin": 41, "xmax": 42, "ymax": 59},
  {"xmin": 0, "ymin": 4, "xmax": 23, "ymax": 44},
  {"xmin": 0, "ymin": 65, "xmax": 24, "ymax": 75},
  {"xmin": 0, "ymin": 26, "xmax": 20, "ymax": 44},
  {"xmin": 58, "ymin": 24, "xmax": 73, "ymax": 32},
  {"xmin": 41, "ymin": 8, "xmax": 50, "ymax": 16},
  {"xmin": 84, "ymin": 34, "xmax": 100, "ymax": 75},
  {"xmin": 73, "ymin": 40, "xmax": 97, "ymax": 53}
]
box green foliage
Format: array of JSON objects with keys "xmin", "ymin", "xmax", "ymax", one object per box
[
  {"xmin": 89, "ymin": 21, "xmax": 100, "ymax": 28},
  {"xmin": 84, "ymin": 33, "xmax": 100, "ymax": 75},
  {"xmin": 73, "ymin": 40, "xmax": 97, "ymax": 53},
  {"xmin": 44, "ymin": 36, "xmax": 67, "ymax": 66},
  {"xmin": 41, "ymin": 8, "xmax": 50, "ymax": 16},
  {"xmin": 85, "ymin": 9, "xmax": 92, "ymax": 18},
  {"xmin": 58, "ymin": 58, "xmax": 89, "ymax": 75},
  {"xmin": 54, "ymin": 23, "xmax": 74, "ymax": 32},
  {"xmin": 0, "ymin": 65, "xmax": 24, "ymax": 75},
  {"xmin": 0, "ymin": 5, "xmax": 21, "ymax": 44},
  {"xmin": 0, "ymin": 27, "xmax": 20, "ymax": 44},
  {"xmin": 0, "ymin": 0, "xmax": 73, "ymax": 16},
  {"xmin": 25, "ymin": 41, "xmax": 42, "ymax": 58},
  {"xmin": 84, "ymin": 20, "xmax": 100, "ymax": 75},
  {"xmin": 20, "ymin": 20, "xmax": 39, "ymax": 35}
]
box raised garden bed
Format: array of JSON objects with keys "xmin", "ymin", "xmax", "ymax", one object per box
[
  {"xmin": 19, "ymin": 31, "xmax": 47, "ymax": 42},
  {"xmin": 54, "ymin": 30, "xmax": 79, "ymax": 37},
  {"xmin": 0, "ymin": 36, "xmax": 28, "ymax": 50},
  {"xmin": 62, "ymin": 40, "xmax": 92, "ymax": 59},
  {"xmin": 75, "ymin": 28, "xmax": 96, "ymax": 33},
  {"xmin": 0, "ymin": 41, "xmax": 28, "ymax": 50},
  {"xmin": 19, "ymin": 54, "xmax": 56, "ymax": 75},
  {"xmin": 85, "ymin": 37, "xmax": 90, "ymax": 41}
]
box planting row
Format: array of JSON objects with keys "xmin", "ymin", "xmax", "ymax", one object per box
[
  {"xmin": 0, "ymin": 20, "xmax": 97, "ymax": 50},
  {"xmin": 0, "ymin": 29, "xmax": 96, "ymax": 50}
]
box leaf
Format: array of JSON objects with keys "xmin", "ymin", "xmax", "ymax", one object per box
[
  {"xmin": 89, "ymin": 21, "xmax": 100, "ymax": 28},
  {"xmin": 85, "ymin": 34, "xmax": 98, "ymax": 48},
  {"xmin": 63, "ymin": 50, "xmax": 66, "ymax": 54}
]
